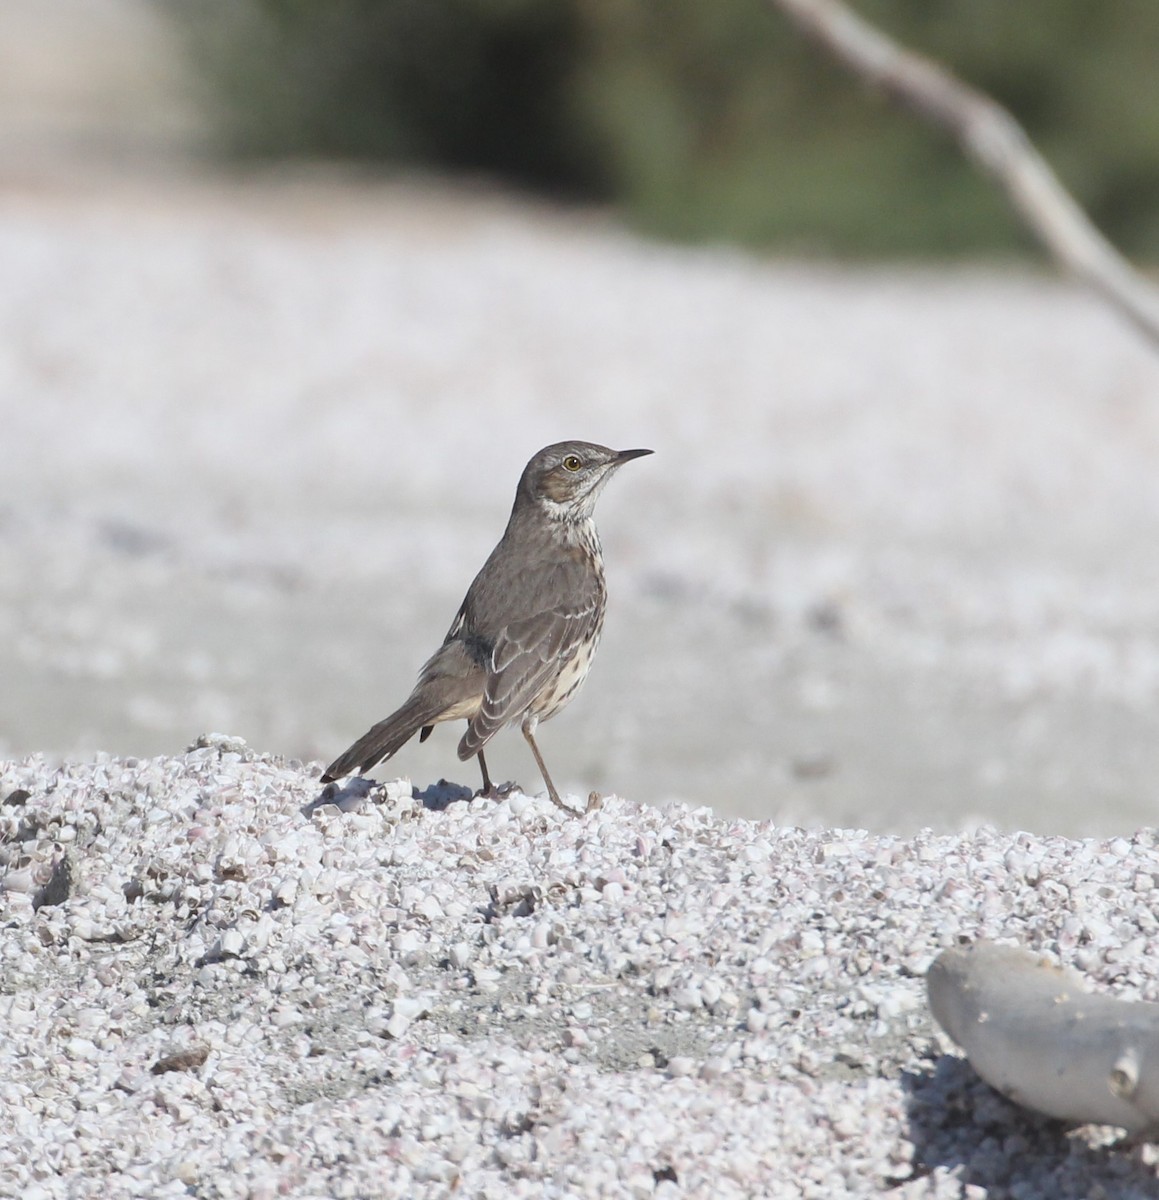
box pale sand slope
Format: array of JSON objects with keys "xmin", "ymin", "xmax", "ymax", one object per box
[
  {"xmin": 2, "ymin": 742, "xmax": 1159, "ymax": 1198},
  {"xmin": 3, "ymin": 171, "xmax": 1159, "ymax": 835}
]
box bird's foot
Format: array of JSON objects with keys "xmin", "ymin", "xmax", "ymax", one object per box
[
  {"xmin": 476, "ymin": 780, "xmax": 520, "ymax": 801},
  {"xmin": 540, "ymin": 789, "xmax": 584, "ymax": 816},
  {"xmin": 476, "ymin": 780, "xmax": 590, "ymax": 816}
]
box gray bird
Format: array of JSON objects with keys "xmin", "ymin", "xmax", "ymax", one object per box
[{"xmin": 321, "ymin": 440, "xmax": 652, "ymax": 809}]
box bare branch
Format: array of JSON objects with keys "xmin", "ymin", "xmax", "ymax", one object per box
[{"xmin": 770, "ymin": 0, "xmax": 1159, "ymax": 349}]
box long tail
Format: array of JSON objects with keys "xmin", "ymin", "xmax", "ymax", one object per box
[{"xmin": 321, "ymin": 693, "xmax": 438, "ymax": 783}]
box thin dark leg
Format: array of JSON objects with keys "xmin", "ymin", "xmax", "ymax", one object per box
[
  {"xmin": 474, "ymin": 750, "xmax": 516, "ymax": 799},
  {"xmin": 477, "ymin": 750, "xmax": 493, "ymax": 794},
  {"xmin": 521, "ymin": 721, "xmax": 571, "ymax": 812}
]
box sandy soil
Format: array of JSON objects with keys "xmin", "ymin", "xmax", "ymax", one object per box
[
  {"xmin": 3, "ymin": 167, "xmax": 1159, "ymax": 836},
  {"xmin": 5, "ymin": 742, "xmax": 1159, "ymax": 1198}
]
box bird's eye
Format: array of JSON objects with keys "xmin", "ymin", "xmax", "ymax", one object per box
[{"xmin": 562, "ymin": 455, "xmax": 582, "ymax": 472}]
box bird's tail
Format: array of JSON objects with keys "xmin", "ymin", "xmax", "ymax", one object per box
[{"xmin": 321, "ymin": 693, "xmax": 439, "ymax": 783}]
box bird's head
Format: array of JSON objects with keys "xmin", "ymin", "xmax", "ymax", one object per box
[{"xmin": 519, "ymin": 441, "xmax": 653, "ymax": 521}]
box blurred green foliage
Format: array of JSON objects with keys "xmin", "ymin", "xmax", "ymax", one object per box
[{"xmin": 173, "ymin": 0, "xmax": 1159, "ymax": 257}]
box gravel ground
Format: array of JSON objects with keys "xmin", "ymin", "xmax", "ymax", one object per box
[
  {"xmin": 4, "ymin": 169, "xmax": 1159, "ymax": 835},
  {"xmin": 4, "ymin": 737, "xmax": 1159, "ymax": 1199}
]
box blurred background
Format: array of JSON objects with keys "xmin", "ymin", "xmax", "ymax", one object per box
[
  {"xmin": 6, "ymin": 0, "xmax": 1159, "ymax": 254},
  {"xmin": 2, "ymin": 0, "xmax": 1159, "ymax": 835},
  {"xmin": 187, "ymin": 0, "xmax": 1158, "ymax": 256}
]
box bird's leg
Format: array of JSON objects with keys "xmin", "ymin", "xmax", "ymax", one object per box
[
  {"xmin": 521, "ymin": 716, "xmax": 576, "ymax": 814},
  {"xmin": 474, "ymin": 750, "xmax": 517, "ymax": 800}
]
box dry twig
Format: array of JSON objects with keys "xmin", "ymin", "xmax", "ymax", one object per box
[{"xmin": 771, "ymin": 0, "xmax": 1159, "ymax": 349}]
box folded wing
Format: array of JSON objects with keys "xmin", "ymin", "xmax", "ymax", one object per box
[{"xmin": 458, "ymin": 568, "xmax": 604, "ymax": 760}]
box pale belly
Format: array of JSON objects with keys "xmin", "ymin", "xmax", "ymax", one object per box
[
  {"xmin": 529, "ymin": 633, "xmax": 602, "ymax": 724},
  {"xmin": 437, "ymin": 695, "xmax": 484, "ymax": 723}
]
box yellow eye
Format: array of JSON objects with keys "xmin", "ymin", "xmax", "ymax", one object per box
[{"xmin": 562, "ymin": 454, "xmax": 582, "ymax": 472}]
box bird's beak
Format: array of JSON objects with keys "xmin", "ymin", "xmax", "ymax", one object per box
[{"xmin": 615, "ymin": 448, "xmax": 654, "ymax": 464}]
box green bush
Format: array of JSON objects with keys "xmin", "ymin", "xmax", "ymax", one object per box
[
  {"xmin": 177, "ymin": 0, "xmax": 599, "ymax": 188},
  {"xmin": 172, "ymin": 0, "xmax": 1159, "ymax": 258}
]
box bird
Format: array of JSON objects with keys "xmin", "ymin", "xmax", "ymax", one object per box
[{"xmin": 321, "ymin": 440, "xmax": 652, "ymax": 810}]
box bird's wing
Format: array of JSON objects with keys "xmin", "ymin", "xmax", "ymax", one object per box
[{"xmin": 458, "ymin": 568, "xmax": 603, "ymax": 757}]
